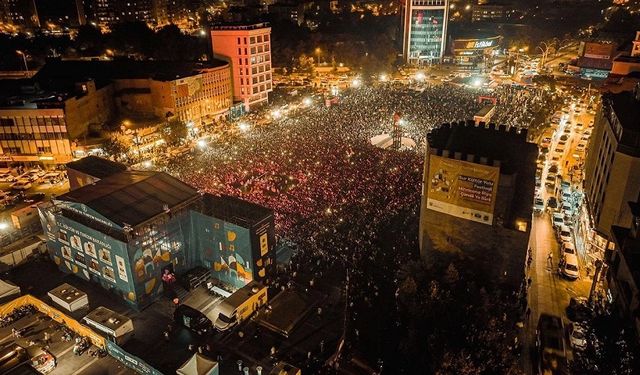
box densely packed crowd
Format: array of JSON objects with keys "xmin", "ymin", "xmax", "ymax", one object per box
[
  {"xmin": 159, "ymin": 83, "xmax": 551, "ymax": 370},
  {"xmin": 166, "ymin": 84, "xmax": 548, "ymax": 239}
]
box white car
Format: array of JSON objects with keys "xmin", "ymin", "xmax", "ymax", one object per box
[
  {"xmin": 558, "ymin": 225, "xmax": 572, "ymax": 243},
  {"xmin": 552, "ymin": 213, "xmax": 564, "ymax": 228},
  {"xmin": 0, "ymin": 173, "xmax": 16, "ymax": 182},
  {"xmin": 569, "ymin": 322, "xmax": 587, "ymax": 351},
  {"xmin": 562, "ymin": 241, "xmax": 576, "ymax": 255},
  {"xmin": 562, "ymin": 253, "xmax": 580, "ymax": 279},
  {"xmin": 534, "ymin": 197, "xmax": 545, "ymax": 213},
  {"xmin": 10, "ymin": 179, "xmax": 32, "ymax": 190}
]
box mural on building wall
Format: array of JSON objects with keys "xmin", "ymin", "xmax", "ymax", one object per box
[
  {"xmin": 193, "ymin": 212, "xmax": 253, "ymax": 289},
  {"xmin": 38, "ymin": 208, "xmax": 138, "ymax": 306}
]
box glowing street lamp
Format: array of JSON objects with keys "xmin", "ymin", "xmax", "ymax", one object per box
[
  {"xmin": 472, "ymin": 78, "xmax": 483, "ymax": 87},
  {"xmin": 351, "ymin": 78, "xmax": 361, "ymax": 88},
  {"xmin": 303, "ymin": 97, "xmax": 313, "ymax": 106},
  {"xmin": 142, "ymin": 160, "xmax": 152, "ymax": 168},
  {"xmin": 271, "ymin": 109, "xmax": 282, "ymax": 119},
  {"xmin": 379, "ymin": 73, "xmax": 388, "ymax": 82},
  {"xmin": 197, "ymin": 139, "xmax": 207, "ymax": 149},
  {"xmin": 0, "ymin": 222, "xmax": 9, "ymax": 231},
  {"xmin": 415, "ymin": 72, "xmax": 426, "ymax": 81}
]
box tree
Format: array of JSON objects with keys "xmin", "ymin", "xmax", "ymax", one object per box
[
  {"xmin": 162, "ymin": 119, "xmax": 188, "ymax": 147},
  {"xmin": 102, "ymin": 133, "xmax": 132, "ymax": 162}
]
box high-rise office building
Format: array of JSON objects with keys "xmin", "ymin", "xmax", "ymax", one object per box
[
  {"xmin": 401, "ymin": 0, "xmax": 449, "ymax": 65},
  {"xmin": 584, "ymin": 84, "xmax": 640, "ymax": 239},
  {"xmin": 210, "ymin": 23, "xmax": 273, "ymax": 111},
  {"xmin": 0, "ymin": 0, "xmax": 39, "ymax": 28}
]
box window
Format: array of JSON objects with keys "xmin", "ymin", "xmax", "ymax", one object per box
[
  {"xmin": 0, "ymin": 118, "xmax": 14, "ymax": 126},
  {"xmin": 238, "ymin": 58, "xmax": 242, "ymax": 66},
  {"xmin": 250, "ymin": 36, "xmax": 256, "ymax": 44},
  {"xmin": 251, "ymin": 47, "xmax": 256, "ymax": 54},
  {"xmin": 257, "ymin": 35, "xmax": 262, "ymax": 42},
  {"xmin": 237, "ymin": 37, "xmax": 240, "ymax": 44},
  {"xmin": 264, "ymin": 35, "xmax": 269, "ymax": 41},
  {"xmin": 37, "ymin": 146, "xmax": 52, "ymax": 153},
  {"xmin": 238, "ymin": 48, "xmax": 241, "ymax": 55}
]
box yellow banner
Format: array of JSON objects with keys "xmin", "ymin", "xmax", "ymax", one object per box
[{"xmin": 426, "ymin": 155, "xmax": 500, "ymax": 225}]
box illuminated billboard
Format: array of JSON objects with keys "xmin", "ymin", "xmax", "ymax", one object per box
[
  {"xmin": 453, "ymin": 36, "xmax": 501, "ymax": 51},
  {"xmin": 426, "ymin": 155, "xmax": 499, "ymax": 225}
]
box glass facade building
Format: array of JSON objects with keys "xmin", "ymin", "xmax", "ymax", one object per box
[{"xmin": 401, "ymin": 0, "xmax": 449, "ymax": 65}]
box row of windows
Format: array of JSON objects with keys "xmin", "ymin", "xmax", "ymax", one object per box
[
  {"xmin": 0, "ymin": 132, "xmax": 67, "ymax": 140},
  {"xmin": 240, "ymin": 82, "xmax": 272, "ymax": 95},
  {"xmin": 0, "ymin": 116, "xmax": 65, "ymax": 127},
  {"xmin": 0, "ymin": 140, "xmax": 71, "ymax": 155},
  {"xmin": 236, "ymin": 44, "xmax": 271, "ymax": 56},
  {"xmin": 236, "ymin": 35, "xmax": 270, "ymax": 46},
  {"xmin": 238, "ymin": 54, "xmax": 271, "ymax": 66}
]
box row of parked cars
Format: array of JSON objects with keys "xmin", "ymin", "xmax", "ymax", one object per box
[{"xmin": 0, "ymin": 169, "xmax": 66, "ymax": 191}]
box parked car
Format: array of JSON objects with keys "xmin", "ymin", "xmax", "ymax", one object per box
[
  {"xmin": 561, "ymin": 253, "xmax": 580, "ymax": 279},
  {"xmin": 536, "ymin": 313, "xmax": 567, "ymax": 375},
  {"xmin": 552, "ymin": 213, "xmax": 564, "ymax": 228},
  {"xmin": 561, "ymin": 241, "xmax": 576, "ymax": 255},
  {"xmin": 534, "ymin": 197, "xmax": 545, "ymax": 213},
  {"xmin": 569, "ymin": 322, "xmax": 587, "ymax": 351},
  {"xmin": 0, "ymin": 173, "xmax": 16, "ymax": 182},
  {"xmin": 10, "ymin": 179, "xmax": 32, "ymax": 190},
  {"xmin": 548, "ymin": 197, "xmax": 558, "ymax": 210},
  {"xmin": 558, "ymin": 225, "xmax": 572, "ymax": 243}
]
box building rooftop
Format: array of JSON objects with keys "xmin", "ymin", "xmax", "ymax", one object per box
[
  {"xmin": 34, "ymin": 59, "xmax": 229, "ymax": 92},
  {"xmin": 202, "ymin": 194, "xmax": 273, "ymax": 228},
  {"xmin": 577, "ymin": 56, "xmax": 613, "ymax": 71},
  {"xmin": 48, "ymin": 283, "xmax": 87, "ymax": 303},
  {"xmin": 609, "ymin": 89, "xmax": 640, "ymax": 129},
  {"xmin": 427, "ymin": 121, "xmax": 535, "ymax": 175},
  {"xmin": 210, "ymin": 22, "xmax": 270, "ymax": 31},
  {"xmin": 66, "ymin": 156, "xmax": 127, "ymax": 180},
  {"xmin": 58, "ymin": 171, "xmax": 200, "ymax": 228},
  {"xmin": 83, "ymin": 306, "xmax": 132, "ymax": 332}
]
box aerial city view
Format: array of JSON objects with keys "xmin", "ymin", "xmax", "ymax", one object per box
[{"xmin": 0, "ymin": 0, "xmax": 639, "ymax": 374}]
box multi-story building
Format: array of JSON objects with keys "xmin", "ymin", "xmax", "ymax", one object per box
[
  {"xmin": 0, "ymin": 59, "xmax": 233, "ymax": 166},
  {"xmin": 84, "ymin": 0, "xmax": 166, "ymax": 27},
  {"xmin": 420, "ymin": 121, "xmax": 537, "ymax": 291},
  {"xmin": 471, "ymin": 3, "xmax": 513, "ymax": 23},
  {"xmin": 38, "ymin": 166, "xmax": 276, "ymax": 309},
  {"xmin": 0, "ymin": 0, "xmax": 39, "ymax": 28},
  {"xmin": 611, "ymin": 31, "xmax": 640, "ymax": 76},
  {"xmin": 584, "ymin": 84, "xmax": 640, "ymax": 239},
  {"xmin": 400, "ymin": 0, "xmax": 449, "ymax": 65},
  {"xmin": 607, "ymin": 200, "xmax": 640, "ymax": 339},
  {"xmin": 210, "ymin": 23, "xmax": 273, "ymax": 111}
]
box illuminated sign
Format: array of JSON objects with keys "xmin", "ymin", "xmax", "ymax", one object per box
[
  {"xmin": 455, "ymin": 38, "xmax": 500, "ymax": 51},
  {"xmin": 426, "ymin": 155, "xmax": 500, "ymax": 225}
]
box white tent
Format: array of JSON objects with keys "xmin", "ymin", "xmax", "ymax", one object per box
[
  {"xmin": 176, "ymin": 354, "xmax": 219, "ymax": 375},
  {"xmin": 0, "ymin": 280, "xmax": 20, "ymax": 302}
]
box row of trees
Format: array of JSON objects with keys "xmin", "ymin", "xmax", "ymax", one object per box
[
  {"xmin": 0, "ymin": 22, "xmax": 207, "ymax": 70},
  {"xmin": 103, "ymin": 119, "xmax": 187, "ymax": 163}
]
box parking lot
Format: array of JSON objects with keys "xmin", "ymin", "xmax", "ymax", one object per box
[
  {"xmin": 0, "ymin": 308, "xmax": 135, "ymax": 374},
  {"xmin": 0, "ymin": 167, "xmax": 69, "ymax": 246}
]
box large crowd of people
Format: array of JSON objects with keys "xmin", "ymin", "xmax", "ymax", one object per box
[{"xmin": 161, "ymin": 82, "xmax": 551, "ymax": 370}]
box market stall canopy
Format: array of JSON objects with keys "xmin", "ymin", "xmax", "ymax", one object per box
[{"xmin": 176, "ymin": 353, "xmax": 219, "ymax": 375}]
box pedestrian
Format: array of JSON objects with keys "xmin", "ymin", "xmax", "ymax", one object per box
[
  {"xmin": 163, "ymin": 331, "xmax": 169, "ymax": 341},
  {"xmin": 188, "ymin": 344, "xmax": 194, "ymax": 351},
  {"xmin": 43, "ymin": 331, "xmax": 50, "ymax": 345}
]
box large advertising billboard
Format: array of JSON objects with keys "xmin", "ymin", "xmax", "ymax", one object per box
[
  {"xmin": 426, "ymin": 155, "xmax": 499, "ymax": 225},
  {"xmin": 581, "ymin": 42, "xmax": 615, "ymax": 60},
  {"xmin": 408, "ymin": 9, "xmax": 445, "ymax": 60},
  {"xmin": 453, "ymin": 36, "xmax": 501, "ymax": 51}
]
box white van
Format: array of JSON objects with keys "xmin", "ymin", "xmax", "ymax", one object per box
[{"xmin": 212, "ymin": 282, "xmax": 267, "ymax": 331}]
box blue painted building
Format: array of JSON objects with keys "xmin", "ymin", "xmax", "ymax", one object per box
[{"xmin": 38, "ymin": 169, "xmax": 275, "ymax": 309}]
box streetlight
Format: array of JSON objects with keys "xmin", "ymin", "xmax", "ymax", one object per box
[
  {"xmin": 415, "ymin": 72, "xmax": 426, "ymax": 81},
  {"xmin": 315, "ymin": 47, "xmax": 322, "ymax": 65},
  {"xmin": 0, "ymin": 222, "xmax": 9, "ymax": 231},
  {"xmin": 379, "ymin": 73, "xmax": 388, "ymax": 82},
  {"xmin": 238, "ymin": 122, "xmax": 249, "ymax": 132},
  {"xmin": 303, "ymin": 97, "xmax": 312, "ymax": 106},
  {"xmin": 351, "ymin": 78, "xmax": 361, "ymax": 88},
  {"xmin": 197, "ymin": 139, "xmax": 207, "ymax": 149},
  {"xmin": 15, "ymin": 50, "xmax": 28, "ymax": 72}
]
